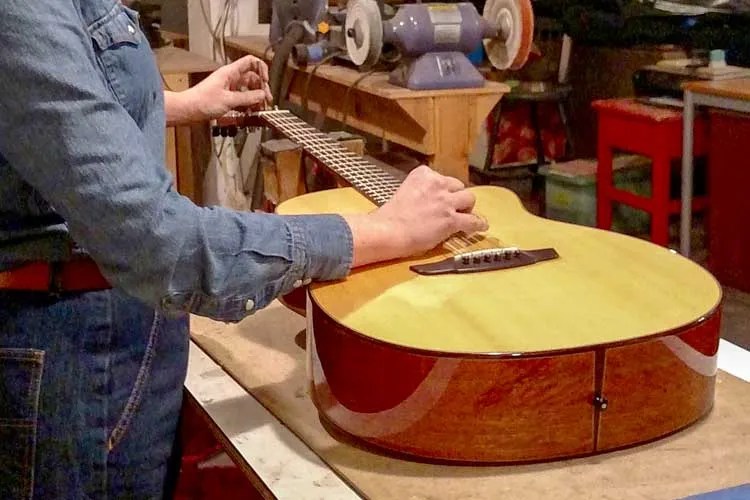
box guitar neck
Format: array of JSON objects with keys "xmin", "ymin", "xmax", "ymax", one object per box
[
  {"xmin": 254, "ymin": 110, "xmax": 506, "ymax": 259},
  {"xmin": 258, "ymin": 110, "xmax": 401, "ymax": 206}
]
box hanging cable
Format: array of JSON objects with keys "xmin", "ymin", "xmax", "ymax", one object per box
[
  {"xmin": 302, "ymin": 50, "xmax": 343, "ymax": 114},
  {"xmin": 339, "ymin": 69, "xmax": 376, "ymax": 132}
]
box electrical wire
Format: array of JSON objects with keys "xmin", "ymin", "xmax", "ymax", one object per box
[
  {"xmin": 302, "ymin": 50, "xmax": 344, "ymax": 114},
  {"xmin": 196, "ymin": 0, "xmax": 239, "ymax": 195},
  {"xmin": 214, "ymin": 0, "xmax": 231, "ymax": 63},
  {"xmin": 219, "ymin": 0, "xmax": 236, "ymax": 64},
  {"xmin": 339, "ymin": 69, "xmax": 376, "ymax": 132}
]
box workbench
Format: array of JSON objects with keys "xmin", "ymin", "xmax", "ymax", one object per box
[
  {"xmin": 185, "ymin": 300, "xmax": 750, "ymax": 500},
  {"xmin": 155, "ymin": 46, "xmax": 220, "ymax": 205},
  {"xmin": 223, "ymin": 36, "xmax": 509, "ymax": 183},
  {"xmin": 680, "ymin": 79, "xmax": 750, "ymax": 257}
]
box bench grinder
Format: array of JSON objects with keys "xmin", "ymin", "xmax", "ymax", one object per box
[{"xmin": 341, "ymin": 0, "xmax": 534, "ymax": 89}]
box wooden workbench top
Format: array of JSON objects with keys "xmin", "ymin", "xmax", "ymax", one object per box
[
  {"xmin": 190, "ymin": 301, "xmax": 750, "ymax": 500},
  {"xmin": 224, "ymin": 35, "xmax": 509, "ymax": 100},
  {"xmin": 153, "ymin": 46, "xmax": 221, "ymax": 75},
  {"xmin": 683, "ymin": 78, "xmax": 750, "ymax": 101}
]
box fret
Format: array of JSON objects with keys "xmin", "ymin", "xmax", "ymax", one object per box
[
  {"xmin": 258, "ymin": 110, "xmax": 402, "ymax": 206},
  {"xmin": 260, "ymin": 110, "xmax": 484, "ymax": 254}
]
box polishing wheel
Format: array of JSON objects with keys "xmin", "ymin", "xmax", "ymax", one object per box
[
  {"xmin": 343, "ymin": 0, "xmax": 534, "ymax": 74},
  {"xmin": 483, "ymin": 0, "xmax": 534, "ymax": 70},
  {"xmin": 345, "ymin": 0, "xmax": 383, "ymax": 67}
]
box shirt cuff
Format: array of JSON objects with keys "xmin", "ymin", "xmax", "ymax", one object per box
[{"xmin": 284, "ymin": 213, "xmax": 353, "ymax": 285}]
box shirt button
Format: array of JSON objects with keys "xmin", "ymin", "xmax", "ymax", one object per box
[
  {"xmin": 128, "ymin": 24, "xmax": 136, "ymax": 34},
  {"xmin": 245, "ymin": 299, "xmax": 255, "ymax": 311}
]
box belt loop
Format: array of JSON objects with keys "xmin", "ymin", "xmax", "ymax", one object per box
[{"xmin": 48, "ymin": 261, "xmax": 63, "ymax": 298}]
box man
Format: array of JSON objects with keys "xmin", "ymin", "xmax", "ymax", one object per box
[{"xmin": 0, "ymin": 1, "xmax": 487, "ymax": 498}]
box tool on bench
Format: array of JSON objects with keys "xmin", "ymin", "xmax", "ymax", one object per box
[
  {"xmin": 344, "ymin": 0, "xmax": 534, "ymax": 89},
  {"xmin": 272, "ymin": 0, "xmax": 535, "ymax": 90}
]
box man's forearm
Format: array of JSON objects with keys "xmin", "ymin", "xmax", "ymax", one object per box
[{"xmin": 164, "ymin": 90, "xmax": 199, "ymax": 126}]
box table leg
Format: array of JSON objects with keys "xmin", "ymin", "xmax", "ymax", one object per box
[
  {"xmin": 428, "ymin": 94, "xmax": 501, "ymax": 184},
  {"xmin": 681, "ymin": 90, "xmax": 695, "ymax": 257}
]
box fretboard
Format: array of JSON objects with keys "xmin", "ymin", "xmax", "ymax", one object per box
[{"xmin": 259, "ymin": 109, "xmax": 401, "ymax": 206}]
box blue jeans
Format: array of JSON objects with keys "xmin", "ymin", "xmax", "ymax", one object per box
[{"xmin": 0, "ymin": 288, "xmax": 189, "ymax": 499}]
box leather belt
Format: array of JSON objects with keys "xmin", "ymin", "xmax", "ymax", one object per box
[{"xmin": 0, "ymin": 259, "xmax": 111, "ymax": 293}]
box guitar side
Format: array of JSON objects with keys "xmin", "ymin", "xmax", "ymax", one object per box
[{"xmin": 276, "ymin": 184, "xmax": 722, "ymax": 463}]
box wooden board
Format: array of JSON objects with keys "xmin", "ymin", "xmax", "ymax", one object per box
[
  {"xmin": 224, "ymin": 36, "xmax": 509, "ymax": 101},
  {"xmin": 683, "ymin": 78, "xmax": 750, "ymax": 101},
  {"xmin": 222, "ymin": 36, "xmax": 507, "ymax": 182},
  {"xmin": 156, "ymin": 49, "xmax": 218, "ymax": 205},
  {"xmin": 190, "ymin": 301, "xmax": 750, "ymax": 500}
]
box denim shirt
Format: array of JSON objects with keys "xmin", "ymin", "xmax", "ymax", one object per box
[{"xmin": 0, "ymin": 0, "xmax": 353, "ymax": 322}]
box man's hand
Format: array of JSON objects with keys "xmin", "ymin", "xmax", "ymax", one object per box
[
  {"xmin": 164, "ymin": 55, "xmax": 272, "ymax": 126},
  {"xmin": 343, "ymin": 166, "xmax": 489, "ymax": 267}
]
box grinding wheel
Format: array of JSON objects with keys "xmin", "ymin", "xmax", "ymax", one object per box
[
  {"xmin": 483, "ymin": 0, "xmax": 534, "ymax": 71},
  {"xmin": 345, "ymin": 0, "xmax": 383, "ymax": 67}
]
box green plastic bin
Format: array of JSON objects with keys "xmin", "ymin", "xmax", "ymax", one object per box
[{"xmin": 540, "ymin": 156, "xmax": 651, "ymax": 235}]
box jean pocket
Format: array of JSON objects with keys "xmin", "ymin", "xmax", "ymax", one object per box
[
  {"xmin": 108, "ymin": 312, "xmax": 162, "ymax": 452},
  {"xmin": 0, "ymin": 349, "xmax": 45, "ymax": 500}
]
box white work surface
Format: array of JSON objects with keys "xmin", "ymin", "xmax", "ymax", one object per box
[{"xmin": 185, "ymin": 340, "xmax": 360, "ymax": 499}]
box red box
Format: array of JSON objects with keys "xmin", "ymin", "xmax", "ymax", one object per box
[{"xmin": 708, "ymin": 109, "xmax": 750, "ymax": 292}]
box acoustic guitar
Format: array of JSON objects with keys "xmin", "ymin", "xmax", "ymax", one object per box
[{"xmin": 217, "ymin": 109, "xmax": 722, "ymax": 464}]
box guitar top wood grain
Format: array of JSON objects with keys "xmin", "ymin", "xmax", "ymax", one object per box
[{"xmin": 277, "ymin": 185, "xmax": 722, "ymax": 354}]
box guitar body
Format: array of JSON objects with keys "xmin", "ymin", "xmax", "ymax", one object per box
[{"xmin": 277, "ymin": 185, "xmax": 722, "ymax": 463}]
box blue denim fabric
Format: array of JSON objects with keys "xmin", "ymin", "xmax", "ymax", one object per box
[
  {"xmin": 0, "ymin": 289, "xmax": 189, "ymax": 499},
  {"xmin": 0, "ymin": 0, "xmax": 353, "ymax": 497},
  {"xmin": 0, "ymin": 0, "xmax": 354, "ymax": 323}
]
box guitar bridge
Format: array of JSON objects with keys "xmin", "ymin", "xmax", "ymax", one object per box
[{"xmin": 410, "ymin": 247, "xmax": 559, "ymax": 275}]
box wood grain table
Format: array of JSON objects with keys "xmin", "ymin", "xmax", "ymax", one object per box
[{"xmin": 223, "ymin": 36, "xmax": 509, "ymax": 183}]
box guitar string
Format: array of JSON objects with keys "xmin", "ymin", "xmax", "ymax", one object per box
[
  {"xmin": 260, "ymin": 110, "xmax": 483, "ymax": 253},
  {"xmin": 264, "ymin": 113, "xmax": 482, "ymax": 253},
  {"xmin": 264, "ymin": 113, "xmax": 484, "ymax": 253}
]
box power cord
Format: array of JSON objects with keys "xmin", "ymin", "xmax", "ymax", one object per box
[
  {"xmin": 340, "ymin": 69, "xmax": 376, "ymax": 132},
  {"xmin": 302, "ymin": 50, "xmax": 344, "ymax": 114}
]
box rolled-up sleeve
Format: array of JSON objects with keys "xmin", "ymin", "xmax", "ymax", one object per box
[{"xmin": 0, "ymin": 0, "xmax": 353, "ymax": 322}]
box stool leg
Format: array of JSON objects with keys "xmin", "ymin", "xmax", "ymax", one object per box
[
  {"xmin": 651, "ymin": 153, "xmax": 671, "ymax": 246},
  {"xmin": 558, "ymin": 98, "xmax": 575, "ymax": 160},
  {"xmin": 596, "ymin": 140, "xmax": 614, "ymax": 230},
  {"xmin": 529, "ymin": 101, "xmax": 546, "ymax": 170},
  {"xmin": 484, "ymin": 102, "xmax": 502, "ymax": 171}
]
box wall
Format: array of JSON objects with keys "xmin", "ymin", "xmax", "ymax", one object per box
[{"xmin": 565, "ymin": 44, "xmax": 680, "ymax": 159}]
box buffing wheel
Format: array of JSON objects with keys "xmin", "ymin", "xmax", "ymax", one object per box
[
  {"xmin": 345, "ymin": 0, "xmax": 383, "ymax": 66},
  {"xmin": 483, "ymin": 0, "xmax": 534, "ymax": 70}
]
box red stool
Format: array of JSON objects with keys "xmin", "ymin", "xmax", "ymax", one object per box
[{"xmin": 592, "ymin": 98, "xmax": 708, "ymax": 246}]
